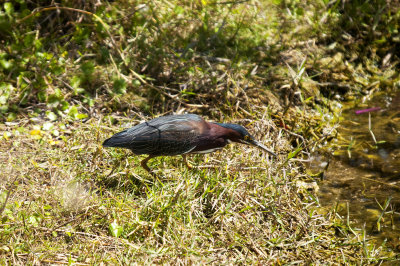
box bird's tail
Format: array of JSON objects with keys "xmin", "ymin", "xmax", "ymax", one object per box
[{"xmin": 102, "ymin": 129, "xmax": 132, "ymax": 148}]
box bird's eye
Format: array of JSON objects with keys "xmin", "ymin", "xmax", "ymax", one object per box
[{"xmin": 244, "ymin": 135, "xmax": 250, "ymax": 141}]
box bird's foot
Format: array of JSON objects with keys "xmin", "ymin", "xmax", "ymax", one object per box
[
  {"xmin": 182, "ymin": 155, "xmax": 193, "ymax": 170},
  {"xmin": 141, "ymin": 155, "xmax": 158, "ymax": 177}
]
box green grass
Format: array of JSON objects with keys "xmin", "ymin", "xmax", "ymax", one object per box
[
  {"xmin": 0, "ymin": 116, "xmax": 391, "ymax": 264},
  {"xmin": 1, "ymin": 0, "xmax": 400, "ymax": 263}
]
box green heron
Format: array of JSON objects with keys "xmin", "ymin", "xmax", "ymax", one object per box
[{"xmin": 103, "ymin": 114, "xmax": 276, "ymax": 174}]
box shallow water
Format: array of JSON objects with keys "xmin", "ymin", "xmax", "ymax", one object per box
[{"xmin": 316, "ymin": 90, "xmax": 400, "ymax": 251}]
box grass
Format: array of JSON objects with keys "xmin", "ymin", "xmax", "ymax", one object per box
[
  {"xmin": 0, "ymin": 115, "xmax": 391, "ymax": 264},
  {"xmin": 1, "ymin": 0, "xmax": 400, "ymax": 263}
]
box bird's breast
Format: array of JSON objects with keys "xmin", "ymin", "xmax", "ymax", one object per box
[{"xmin": 189, "ymin": 136, "xmax": 228, "ymax": 154}]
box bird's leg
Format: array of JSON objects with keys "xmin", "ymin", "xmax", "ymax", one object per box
[
  {"xmin": 141, "ymin": 155, "xmax": 156, "ymax": 176},
  {"xmin": 182, "ymin": 155, "xmax": 193, "ymax": 170}
]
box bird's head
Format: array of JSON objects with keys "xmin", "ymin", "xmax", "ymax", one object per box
[{"xmin": 214, "ymin": 123, "xmax": 277, "ymax": 156}]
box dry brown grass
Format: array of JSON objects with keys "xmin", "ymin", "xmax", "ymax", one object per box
[
  {"xmin": 1, "ymin": 0, "xmax": 399, "ymax": 263},
  {"xmin": 0, "ymin": 114, "xmax": 388, "ymax": 264}
]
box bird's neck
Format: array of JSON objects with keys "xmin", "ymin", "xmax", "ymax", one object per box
[{"xmin": 211, "ymin": 123, "xmax": 241, "ymax": 142}]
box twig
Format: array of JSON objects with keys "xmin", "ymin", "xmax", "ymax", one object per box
[
  {"xmin": 368, "ymin": 113, "xmax": 377, "ymax": 144},
  {"xmin": 0, "ymin": 176, "xmax": 18, "ymax": 216}
]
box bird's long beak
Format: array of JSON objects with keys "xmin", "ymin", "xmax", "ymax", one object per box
[{"xmin": 245, "ymin": 139, "xmax": 277, "ymax": 157}]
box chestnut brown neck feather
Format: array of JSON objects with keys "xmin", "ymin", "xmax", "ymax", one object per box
[{"xmin": 210, "ymin": 123, "xmax": 243, "ymax": 142}]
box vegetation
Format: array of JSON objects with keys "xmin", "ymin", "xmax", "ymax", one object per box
[{"xmin": 1, "ymin": 0, "xmax": 399, "ymax": 263}]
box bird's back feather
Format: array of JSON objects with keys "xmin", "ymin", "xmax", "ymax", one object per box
[{"xmin": 103, "ymin": 114, "xmax": 208, "ymax": 156}]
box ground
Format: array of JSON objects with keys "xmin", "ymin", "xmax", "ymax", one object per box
[{"xmin": 0, "ymin": 0, "xmax": 399, "ymax": 264}]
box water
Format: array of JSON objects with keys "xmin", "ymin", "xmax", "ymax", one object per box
[{"xmin": 316, "ymin": 90, "xmax": 400, "ymax": 251}]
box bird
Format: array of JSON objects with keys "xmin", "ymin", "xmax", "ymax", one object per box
[{"xmin": 103, "ymin": 114, "xmax": 276, "ymax": 175}]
